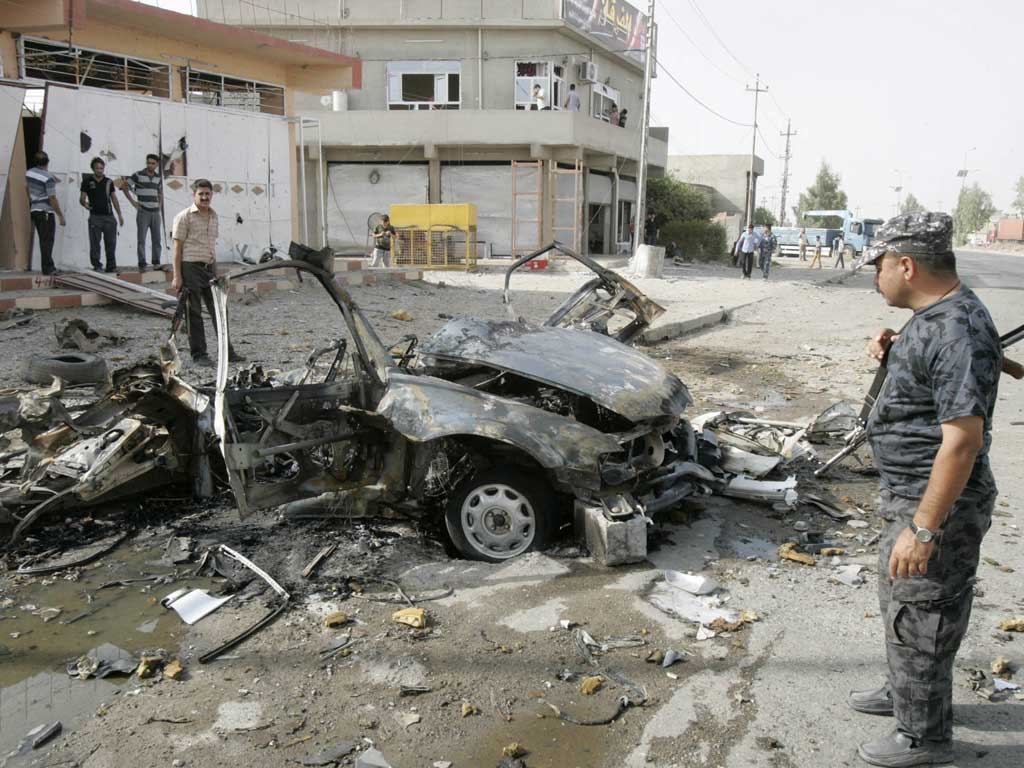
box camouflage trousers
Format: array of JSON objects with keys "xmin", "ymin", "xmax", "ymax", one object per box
[{"xmin": 877, "ymin": 489, "xmax": 994, "ymax": 742}]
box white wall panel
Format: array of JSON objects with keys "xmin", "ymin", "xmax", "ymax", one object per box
[
  {"xmin": 0, "ymin": 84, "xmax": 26, "ymax": 215},
  {"xmin": 441, "ymin": 164, "xmax": 513, "ymax": 256},
  {"xmin": 326, "ymin": 163, "xmax": 428, "ymax": 250},
  {"xmin": 41, "ymin": 89, "xmax": 291, "ymax": 268}
]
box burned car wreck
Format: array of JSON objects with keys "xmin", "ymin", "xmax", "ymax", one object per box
[
  {"xmin": 209, "ymin": 243, "xmax": 715, "ymax": 562},
  {"xmin": 1, "ymin": 243, "xmax": 808, "ymax": 562}
]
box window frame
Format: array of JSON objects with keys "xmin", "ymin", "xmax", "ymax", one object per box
[
  {"xmin": 184, "ymin": 66, "xmax": 286, "ymax": 116},
  {"xmin": 386, "ymin": 61, "xmax": 461, "ymax": 111},
  {"xmin": 514, "ymin": 61, "xmax": 565, "ymax": 111},
  {"xmin": 18, "ymin": 36, "xmax": 172, "ymax": 98},
  {"xmin": 590, "ymin": 81, "xmax": 621, "ymax": 122}
]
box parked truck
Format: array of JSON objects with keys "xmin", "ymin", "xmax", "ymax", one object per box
[
  {"xmin": 773, "ymin": 210, "xmax": 884, "ymax": 260},
  {"xmin": 996, "ymin": 218, "xmax": 1024, "ymax": 242}
]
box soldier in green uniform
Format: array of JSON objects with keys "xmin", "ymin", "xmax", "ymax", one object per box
[{"xmin": 847, "ymin": 213, "xmax": 1003, "ymax": 767}]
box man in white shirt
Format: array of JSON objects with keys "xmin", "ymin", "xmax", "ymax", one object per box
[
  {"xmin": 532, "ymin": 84, "xmax": 546, "ymax": 110},
  {"xmin": 565, "ymin": 83, "xmax": 581, "ymax": 112},
  {"xmin": 734, "ymin": 223, "xmax": 761, "ymax": 279}
]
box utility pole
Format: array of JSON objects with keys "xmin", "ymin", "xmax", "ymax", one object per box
[
  {"xmin": 744, "ymin": 74, "xmax": 768, "ymax": 227},
  {"xmin": 778, "ymin": 119, "xmax": 796, "ymax": 226},
  {"xmin": 633, "ymin": 0, "xmax": 656, "ymax": 255}
]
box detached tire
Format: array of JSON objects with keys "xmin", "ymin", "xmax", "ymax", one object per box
[
  {"xmin": 23, "ymin": 352, "xmax": 108, "ymax": 385},
  {"xmin": 444, "ymin": 468, "xmax": 555, "ymax": 562}
]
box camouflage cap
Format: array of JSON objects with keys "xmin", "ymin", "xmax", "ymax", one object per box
[{"xmin": 855, "ymin": 211, "xmax": 954, "ymax": 270}]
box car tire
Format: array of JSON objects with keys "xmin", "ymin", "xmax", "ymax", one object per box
[
  {"xmin": 22, "ymin": 352, "xmax": 109, "ymax": 385},
  {"xmin": 444, "ymin": 468, "xmax": 555, "ymax": 563}
]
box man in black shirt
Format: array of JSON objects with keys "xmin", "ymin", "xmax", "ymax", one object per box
[{"xmin": 79, "ymin": 157, "xmax": 124, "ymax": 272}]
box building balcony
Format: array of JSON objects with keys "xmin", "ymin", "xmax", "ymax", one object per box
[{"xmin": 307, "ymin": 109, "xmax": 667, "ymax": 169}]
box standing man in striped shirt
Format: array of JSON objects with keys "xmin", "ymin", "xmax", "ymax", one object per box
[
  {"xmin": 171, "ymin": 179, "xmax": 244, "ymax": 368},
  {"xmin": 24, "ymin": 151, "xmax": 65, "ymax": 275},
  {"xmin": 124, "ymin": 154, "xmax": 163, "ymax": 271}
]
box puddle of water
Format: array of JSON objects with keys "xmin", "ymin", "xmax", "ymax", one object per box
[
  {"xmin": 0, "ymin": 541, "xmax": 218, "ymax": 756},
  {"xmin": 441, "ymin": 697, "xmax": 632, "ymax": 768}
]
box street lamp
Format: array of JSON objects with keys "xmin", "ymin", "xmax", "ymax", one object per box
[{"xmin": 958, "ymin": 146, "xmax": 977, "ymax": 193}]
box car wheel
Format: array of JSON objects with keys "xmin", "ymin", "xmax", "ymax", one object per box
[
  {"xmin": 22, "ymin": 352, "xmax": 108, "ymax": 385},
  {"xmin": 444, "ymin": 468, "xmax": 554, "ymax": 562}
]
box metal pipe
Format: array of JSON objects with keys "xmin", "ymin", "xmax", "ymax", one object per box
[{"xmin": 298, "ymin": 118, "xmax": 308, "ymax": 244}]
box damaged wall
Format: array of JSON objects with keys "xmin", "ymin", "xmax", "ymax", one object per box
[{"xmin": 41, "ymin": 86, "xmax": 292, "ymax": 269}]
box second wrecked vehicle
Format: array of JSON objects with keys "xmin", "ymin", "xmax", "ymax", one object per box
[{"xmin": 211, "ymin": 243, "xmax": 712, "ymax": 562}]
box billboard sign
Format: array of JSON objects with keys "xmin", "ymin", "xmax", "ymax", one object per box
[{"xmin": 564, "ymin": 0, "xmax": 649, "ymax": 63}]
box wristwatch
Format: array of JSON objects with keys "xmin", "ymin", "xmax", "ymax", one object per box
[{"xmin": 909, "ymin": 521, "xmax": 938, "ymax": 544}]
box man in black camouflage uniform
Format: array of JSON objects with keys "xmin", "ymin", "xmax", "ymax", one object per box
[{"xmin": 847, "ymin": 212, "xmax": 1003, "ymax": 766}]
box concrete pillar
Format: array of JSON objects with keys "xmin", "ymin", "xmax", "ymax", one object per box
[
  {"xmin": 611, "ymin": 163, "xmax": 620, "ymax": 255},
  {"xmin": 425, "ymin": 143, "xmax": 441, "ymax": 204},
  {"xmin": 580, "ymin": 164, "xmax": 590, "ymax": 256},
  {"xmin": 541, "ymin": 158, "xmax": 554, "ymax": 244}
]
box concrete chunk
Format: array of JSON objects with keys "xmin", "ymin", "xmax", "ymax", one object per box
[{"xmin": 576, "ymin": 502, "xmax": 647, "ymax": 566}]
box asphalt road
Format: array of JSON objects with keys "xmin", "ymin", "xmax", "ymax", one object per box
[{"xmin": 955, "ymin": 249, "xmax": 1024, "ymax": 290}]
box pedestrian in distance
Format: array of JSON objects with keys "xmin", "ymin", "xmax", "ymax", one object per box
[
  {"xmin": 79, "ymin": 157, "xmax": 123, "ymax": 272},
  {"xmin": 849, "ymin": 212, "xmax": 1005, "ymax": 767},
  {"xmin": 798, "ymin": 226, "xmax": 808, "ymax": 261},
  {"xmin": 618, "ymin": 108, "xmax": 628, "ymax": 127},
  {"xmin": 758, "ymin": 224, "xmax": 777, "ymax": 279},
  {"xmin": 834, "ymin": 233, "xmax": 847, "ymax": 269},
  {"xmin": 123, "ymin": 153, "xmax": 163, "ymax": 270},
  {"xmin": 809, "ymin": 234, "xmax": 823, "ymax": 268},
  {"xmin": 643, "ymin": 212, "xmax": 658, "ymax": 246},
  {"xmin": 735, "ymin": 223, "xmax": 760, "ymax": 279},
  {"xmin": 24, "ymin": 150, "xmax": 65, "ymax": 276},
  {"xmin": 565, "ymin": 83, "xmax": 581, "ymax": 112},
  {"xmin": 370, "ymin": 214, "xmax": 397, "ymax": 268},
  {"xmin": 608, "ymin": 103, "xmax": 619, "ymax": 126},
  {"xmin": 170, "ymin": 179, "xmax": 244, "ymax": 368}
]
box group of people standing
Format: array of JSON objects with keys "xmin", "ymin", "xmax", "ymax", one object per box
[
  {"xmin": 26, "ymin": 151, "xmax": 166, "ymax": 275},
  {"xmin": 527, "ymin": 83, "xmax": 627, "ymax": 127},
  {"xmin": 798, "ymin": 227, "xmax": 849, "ymax": 269},
  {"xmin": 26, "ymin": 151, "xmax": 241, "ymax": 368},
  {"xmin": 733, "ymin": 223, "xmax": 778, "ymax": 279}
]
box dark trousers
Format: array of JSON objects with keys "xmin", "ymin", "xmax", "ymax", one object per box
[
  {"xmin": 741, "ymin": 251, "xmax": 754, "ymax": 277},
  {"xmin": 877, "ymin": 490, "xmax": 994, "ymax": 742},
  {"xmin": 88, "ymin": 214, "xmax": 117, "ymax": 270},
  {"xmin": 30, "ymin": 211, "xmax": 57, "ymax": 275},
  {"xmin": 181, "ymin": 261, "xmax": 234, "ymax": 360},
  {"xmin": 137, "ymin": 208, "xmax": 162, "ymax": 267}
]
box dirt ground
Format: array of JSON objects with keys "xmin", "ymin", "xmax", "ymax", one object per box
[{"xmin": 1, "ymin": 266, "xmax": 1021, "ymax": 768}]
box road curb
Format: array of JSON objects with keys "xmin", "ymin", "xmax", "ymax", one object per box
[{"xmin": 641, "ymin": 300, "xmax": 762, "ymax": 343}]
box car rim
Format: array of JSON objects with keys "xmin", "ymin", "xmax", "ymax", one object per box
[{"xmin": 460, "ymin": 483, "xmax": 536, "ymax": 559}]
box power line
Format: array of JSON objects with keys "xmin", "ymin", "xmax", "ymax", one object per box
[
  {"xmin": 756, "ymin": 126, "xmax": 781, "ymax": 159},
  {"xmin": 685, "ymin": 0, "xmax": 754, "ymax": 78},
  {"xmin": 655, "ymin": 57, "xmax": 751, "ymax": 127},
  {"xmin": 659, "ymin": 3, "xmax": 745, "ymax": 86}
]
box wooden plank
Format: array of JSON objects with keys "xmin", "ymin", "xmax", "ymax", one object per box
[{"xmin": 53, "ymin": 271, "xmax": 176, "ymax": 317}]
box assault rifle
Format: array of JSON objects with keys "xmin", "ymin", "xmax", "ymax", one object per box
[{"xmin": 815, "ymin": 322, "xmax": 1024, "ymax": 478}]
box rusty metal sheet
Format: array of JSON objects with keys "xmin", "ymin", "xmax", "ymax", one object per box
[
  {"xmin": 53, "ymin": 271, "xmax": 176, "ymax": 318},
  {"xmin": 417, "ymin": 318, "xmax": 691, "ymax": 424}
]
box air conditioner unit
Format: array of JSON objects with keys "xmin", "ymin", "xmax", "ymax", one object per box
[{"xmin": 577, "ymin": 61, "xmax": 598, "ymax": 83}]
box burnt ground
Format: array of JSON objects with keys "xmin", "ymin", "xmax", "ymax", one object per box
[{"xmin": 2, "ymin": 271, "xmax": 1022, "ymax": 768}]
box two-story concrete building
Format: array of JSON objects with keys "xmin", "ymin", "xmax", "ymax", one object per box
[{"xmin": 197, "ymin": 0, "xmax": 667, "ymax": 256}]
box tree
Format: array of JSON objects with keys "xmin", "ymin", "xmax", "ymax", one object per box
[
  {"xmin": 646, "ymin": 175, "xmax": 712, "ymax": 225},
  {"xmin": 1013, "ymin": 176, "xmax": 1024, "ymax": 216},
  {"xmin": 753, "ymin": 207, "xmax": 777, "ymax": 227},
  {"xmin": 796, "ymin": 161, "xmax": 848, "ymax": 228},
  {"xmin": 952, "ymin": 183, "xmax": 996, "ymax": 245},
  {"xmin": 900, "ymin": 193, "xmax": 926, "ymax": 215}
]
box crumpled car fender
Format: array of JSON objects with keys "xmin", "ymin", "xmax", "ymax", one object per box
[{"xmin": 377, "ymin": 373, "xmax": 621, "ymax": 482}]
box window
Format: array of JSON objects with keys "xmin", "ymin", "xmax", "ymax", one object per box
[
  {"xmin": 590, "ymin": 82, "xmax": 620, "ymax": 122},
  {"xmin": 386, "ymin": 61, "xmax": 460, "ymax": 110},
  {"xmin": 514, "ymin": 61, "xmax": 564, "ymax": 111},
  {"xmin": 184, "ymin": 68, "xmax": 285, "ymax": 115},
  {"xmin": 19, "ymin": 38, "xmax": 171, "ymax": 98},
  {"xmin": 849, "ymin": 222, "xmax": 863, "ymax": 235}
]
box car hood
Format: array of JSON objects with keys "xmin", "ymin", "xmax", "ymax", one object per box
[{"xmin": 418, "ymin": 317, "xmax": 691, "ymax": 424}]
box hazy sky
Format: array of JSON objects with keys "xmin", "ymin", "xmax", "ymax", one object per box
[{"xmin": 144, "ymin": 0, "xmax": 1021, "ymax": 218}]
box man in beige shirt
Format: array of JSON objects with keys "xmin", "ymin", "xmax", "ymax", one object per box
[{"xmin": 172, "ymin": 179, "xmax": 243, "ymax": 367}]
